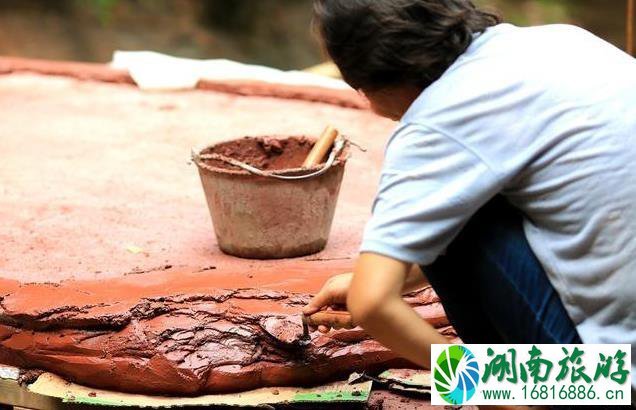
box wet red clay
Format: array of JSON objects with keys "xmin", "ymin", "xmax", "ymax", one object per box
[{"xmin": 0, "ymin": 60, "xmax": 452, "ymax": 395}]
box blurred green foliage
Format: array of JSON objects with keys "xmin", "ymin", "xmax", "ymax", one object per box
[
  {"xmin": 0, "ymin": 0, "xmax": 627, "ymax": 68},
  {"xmin": 80, "ymin": 0, "xmax": 619, "ymax": 28},
  {"xmin": 478, "ymin": 0, "xmax": 569, "ymax": 24},
  {"xmin": 80, "ymin": 0, "xmax": 129, "ymax": 24}
]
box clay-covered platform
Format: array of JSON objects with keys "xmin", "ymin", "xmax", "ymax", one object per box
[{"xmin": 0, "ymin": 59, "xmax": 452, "ymax": 395}]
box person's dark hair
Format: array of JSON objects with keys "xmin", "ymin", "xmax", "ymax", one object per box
[{"xmin": 313, "ymin": 0, "xmax": 501, "ymax": 91}]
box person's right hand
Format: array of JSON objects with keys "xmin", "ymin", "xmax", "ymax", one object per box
[{"xmin": 302, "ymin": 272, "xmax": 353, "ymax": 333}]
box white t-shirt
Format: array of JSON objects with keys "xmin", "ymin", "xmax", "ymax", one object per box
[{"xmin": 360, "ymin": 24, "xmax": 636, "ymax": 390}]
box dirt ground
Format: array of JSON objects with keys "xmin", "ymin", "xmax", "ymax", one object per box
[{"xmin": 0, "ymin": 63, "xmax": 459, "ymax": 400}]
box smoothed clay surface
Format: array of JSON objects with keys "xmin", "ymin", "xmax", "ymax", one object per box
[
  {"xmin": 0, "ymin": 63, "xmax": 451, "ymax": 395},
  {"xmin": 0, "ymin": 70, "xmax": 388, "ymax": 282}
]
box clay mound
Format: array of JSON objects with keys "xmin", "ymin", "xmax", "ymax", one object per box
[
  {"xmin": 0, "ymin": 273, "xmax": 453, "ymax": 395},
  {"xmin": 201, "ymin": 136, "xmax": 315, "ymax": 172}
]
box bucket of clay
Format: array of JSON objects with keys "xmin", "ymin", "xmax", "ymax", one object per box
[{"xmin": 193, "ymin": 136, "xmax": 349, "ymax": 259}]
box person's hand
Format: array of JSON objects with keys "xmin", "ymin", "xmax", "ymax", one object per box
[{"xmin": 303, "ymin": 272, "xmax": 353, "ymax": 333}]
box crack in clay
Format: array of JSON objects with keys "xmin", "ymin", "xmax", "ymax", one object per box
[
  {"xmin": 20, "ymin": 282, "xmax": 61, "ymax": 287},
  {"xmin": 1, "ymin": 290, "xmax": 291, "ymax": 332},
  {"xmin": 0, "ymin": 303, "xmax": 131, "ymax": 331},
  {"xmin": 195, "ymin": 266, "xmax": 217, "ymax": 273},
  {"xmin": 124, "ymin": 264, "xmax": 173, "ymax": 276}
]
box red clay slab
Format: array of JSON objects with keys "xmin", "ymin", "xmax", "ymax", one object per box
[{"xmin": 0, "ymin": 63, "xmax": 451, "ymax": 395}]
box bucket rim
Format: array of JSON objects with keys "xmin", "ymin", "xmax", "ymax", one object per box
[{"xmin": 192, "ymin": 135, "xmax": 350, "ymax": 177}]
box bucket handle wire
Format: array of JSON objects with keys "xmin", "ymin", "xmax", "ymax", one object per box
[{"xmin": 193, "ymin": 135, "xmax": 355, "ymax": 181}]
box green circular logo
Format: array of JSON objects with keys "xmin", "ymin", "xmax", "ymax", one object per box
[{"xmin": 434, "ymin": 345, "xmax": 480, "ymax": 405}]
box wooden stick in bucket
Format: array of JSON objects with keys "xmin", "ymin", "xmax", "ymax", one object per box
[{"xmin": 303, "ymin": 125, "xmax": 340, "ymax": 168}]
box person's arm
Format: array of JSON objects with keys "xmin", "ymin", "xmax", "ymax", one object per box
[
  {"xmin": 304, "ymin": 265, "xmax": 428, "ymax": 316},
  {"xmin": 306, "ymin": 124, "xmax": 505, "ymax": 362},
  {"xmin": 347, "ymin": 253, "xmax": 445, "ymax": 368},
  {"xmin": 302, "ymin": 265, "xmax": 428, "ymax": 334},
  {"xmin": 403, "ymin": 265, "xmax": 428, "ymax": 293}
]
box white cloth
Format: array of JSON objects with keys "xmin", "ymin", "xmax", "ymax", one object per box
[
  {"xmin": 110, "ymin": 51, "xmax": 349, "ymax": 91},
  {"xmin": 360, "ymin": 24, "xmax": 636, "ymax": 392}
]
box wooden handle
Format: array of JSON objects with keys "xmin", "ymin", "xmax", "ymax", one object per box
[
  {"xmin": 304, "ymin": 310, "xmax": 355, "ymax": 329},
  {"xmin": 303, "ymin": 125, "xmax": 339, "ymax": 168}
]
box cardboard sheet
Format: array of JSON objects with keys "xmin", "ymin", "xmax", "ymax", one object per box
[{"xmin": 26, "ymin": 372, "xmax": 371, "ymax": 408}]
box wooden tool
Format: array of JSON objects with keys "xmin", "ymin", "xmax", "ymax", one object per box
[
  {"xmin": 302, "ymin": 310, "xmax": 355, "ymax": 338},
  {"xmin": 303, "ymin": 125, "xmax": 340, "ymax": 168}
]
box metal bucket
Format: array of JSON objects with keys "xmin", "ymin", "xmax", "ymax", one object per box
[{"xmin": 193, "ymin": 136, "xmax": 349, "ymax": 259}]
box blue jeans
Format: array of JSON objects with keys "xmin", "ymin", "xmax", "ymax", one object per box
[{"xmin": 425, "ymin": 196, "xmax": 582, "ymax": 344}]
